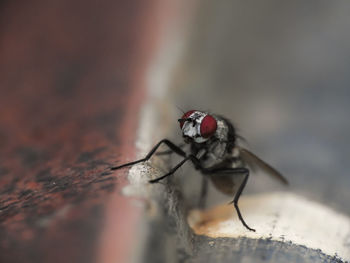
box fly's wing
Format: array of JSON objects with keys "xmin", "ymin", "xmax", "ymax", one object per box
[{"xmin": 239, "ymin": 148, "xmax": 289, "ymax": 185}]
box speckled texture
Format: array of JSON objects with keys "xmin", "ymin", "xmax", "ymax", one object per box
[
  {"xmin": 0, "ymin": 1, "xmax": 155, "ymax": 262},
  {"xmin": 189, "ymin": 236, "xmax": 345, "ymax": 263}
]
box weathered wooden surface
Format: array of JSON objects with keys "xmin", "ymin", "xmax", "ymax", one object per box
[{"xmin": 0, "ymin": 1, "xmax": 158, "ymax": 262}]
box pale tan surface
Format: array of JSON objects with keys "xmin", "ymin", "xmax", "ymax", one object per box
[{"xmin": 188, "ymin": 192, "xmax": 350, "ymax": 261}]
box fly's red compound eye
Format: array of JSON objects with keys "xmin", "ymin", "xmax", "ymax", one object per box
[
  {"xmin": 200, "ymin": 115, "xmax": 217, "ymax": 138},
  {"xmin": 179, "ymin": 110, "xmax": 195, "ymax": 128}
]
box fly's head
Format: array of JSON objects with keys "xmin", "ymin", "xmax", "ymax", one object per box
[{"xmin": 178, "ymin": 110, "xmax": 217, "ymax": 143}]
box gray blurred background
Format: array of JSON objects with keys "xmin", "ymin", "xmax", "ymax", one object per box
[{"xmin": 169, "ymin": 1, "xmax": 350, "ymax": 214}]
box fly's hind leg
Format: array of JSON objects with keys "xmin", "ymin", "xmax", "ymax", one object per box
[
  {"xmin": 203, "ymin": 167, "xmax": 255, "ymax": 232},
  {"xmin": 111, "ymin": 139, "xmax": 186, "ymax": 170},
  {"xmin": 229, "ymin": 169, "xmax": 255, "ymax": 232}
]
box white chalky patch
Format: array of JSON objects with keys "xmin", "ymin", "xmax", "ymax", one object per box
[
  {"xmin": 188, "ymin": 192, "xmax": 350, "ymax": 262},
  {"xmin": 122, "ymin": 15, "xmax": 187, "ymax": 199}
]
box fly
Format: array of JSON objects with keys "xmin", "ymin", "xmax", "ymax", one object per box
[{"xmin": 111, "ymin": 110, "xmax": 289, "ymax": 232}]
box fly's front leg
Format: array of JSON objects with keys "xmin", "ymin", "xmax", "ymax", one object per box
[
  {"xmin": 203, "ymin": 167, "xmax": 255, "ymax": 232},
  {"xmin": 155, "ymin": 143, "xmax": 185, "ymax": 156},
  {"xmin": 149, "ymin": 154, "xmax": 203, "ymax": 183},
  {"xmin": 111, "ymin": 139, "xmax": 186, "ymax": 170}
]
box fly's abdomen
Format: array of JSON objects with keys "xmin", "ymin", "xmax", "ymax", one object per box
[{"xmin": 210, "ymin": 174, "xmax": 236, "ymax": 195}]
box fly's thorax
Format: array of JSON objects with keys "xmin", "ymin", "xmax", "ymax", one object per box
[
  {"xmin": 215, "ymin": 118, "xmax": 230, "ymax": 141},
  {"xmin": 197, "ymin": 140, "xmax": 231, "ymax": 169},
  {"xmin": 231, "ymin": 147, "xmax": 244, "ymax": 168}
]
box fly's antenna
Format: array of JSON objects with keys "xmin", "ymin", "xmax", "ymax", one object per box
[
  {"xmin": 176, "ymin": 106, "xmax": 185, "ymax": 114},
  {"xmin": 204, "ymin": 108, "xmax": 212, "ymax": 114}
]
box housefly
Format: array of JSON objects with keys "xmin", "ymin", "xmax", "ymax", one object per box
[{"xmin": 111, "ymin": 110, "xmax": 288, "ymax": 231}]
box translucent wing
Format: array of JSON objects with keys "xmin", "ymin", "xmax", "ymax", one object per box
[{"xmin": 239, "ymin": 147, "xmax": 289, "ymax": 185}]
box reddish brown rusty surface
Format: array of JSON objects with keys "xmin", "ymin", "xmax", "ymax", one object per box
[{"xmin": 0, "ymin": 1, "xmax": 160, "ymax": 262}]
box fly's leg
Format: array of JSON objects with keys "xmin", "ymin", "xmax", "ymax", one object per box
[
  {"xmin": 198, "ymin": 176, "xmax": 208, "ymax": 209},
  {"xmin": 155, "ymin": 143, "xmax": 185, "ymax": 156},
  {"xmin": 150, "ymin": 155, "xmax": 209, "ymax": 208},
  {"xmin": 203, "ymin": 167, "xmax": 255, "ymax": 232},
  {"xmin": 111, "ymin": 139, "xmax": 186, "ymax": 170},
  {"xmin": 230, "ymin": 169, "xmax": 255, "ymax": 232},
  {"xmin": 149, "ymin": 154, "xmax": 202, "ymax": 183}
]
